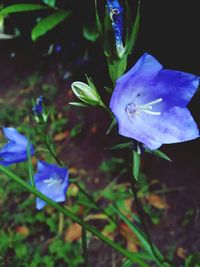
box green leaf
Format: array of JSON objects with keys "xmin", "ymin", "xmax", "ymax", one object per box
[
  {"xmin": 31, "ymin": 10, "xmax": 71, "ymax": 41},
  {"xmin": 133, "ymin": 151, "xmax": 141, "ymax": 180},
  {"xmin": 124, "ymin": 0, "xmax": 140, "ymax": 55},
  {"xmin": 83, "ymin": 23, "xmax": 99, "ymax": 42},
  {"xmin": 0, "ymin": 4, "xmax": 48, "ymax": 16},
  {"xmin": 69, "ymin": 102, "xmax": 89, "ymax": 108},
  {"xmin": 145, "ymin": 149, "xmax": 172, "ymax": 162},
  {"xmin": 94, "ymin": 0, "xmax": 103, "ymax": 37},
  {"xmin": 42, "ymin": 0, "xmax": 56, "ymax": 7},
  {"xmin": 106, "ymin": 142, "xmax": 131, "ymax": 150},
  {"xmin": 185, "ymin": 254, "xmax": 200, "ymax": 267},
  {"xmin": 106, "ymin": 117, "xmax": 117, "ymax": 134}
]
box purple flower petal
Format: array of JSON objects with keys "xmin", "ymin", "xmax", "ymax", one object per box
[
  {"xmin": 0, "ymin": 127, "xmax": 34, "ymax": 166},
  {"xmin": 110, "ymin": 53, "xmax": 199, "ymax": 149},
  {"xmin": 34, "ymin": 161, "xmax": 69, "ymax": 210}
]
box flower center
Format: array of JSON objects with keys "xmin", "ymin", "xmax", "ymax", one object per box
[
  {"xmin": 126, "ymin": 98, "xmax": 163, "ymax": 122},
  {"xmin": 43, "ymin": 177, "xmax": 62, "ymax": 187}
]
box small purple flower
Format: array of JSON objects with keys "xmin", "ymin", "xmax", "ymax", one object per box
[
  {"xmin": 107, "ymin": 0, "xmax": 124, "ymax": 56},
  {"xmin": 110, "ymin": 53, "xmax": 199, "ymax": 150},
  {"xmin": 33, "ymin": 96, "xmax": 43, "ymax": 115},
  {"xmin": 0, "ymin": 127, "xmax": 34, "ymax": 166},
  {"xmin": 34, "ymin": 161, "xmax": 69, "ymax": 210},
  {"xmin": 55, "ymin": 44, "xmax": 62, "ymax": 53}
]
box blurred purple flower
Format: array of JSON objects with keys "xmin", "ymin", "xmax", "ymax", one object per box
[
  {"xmin": 107, "ymin": 0, "xmax": 124, "ymax": 56},
  {"xmin": 0, "ymin": 127, "xmax": 34, "ymax": 166},
  {"xmin": 34, "ymin": 161, "xmax": 69, "ymax": 210},
  {"xmin": 33, "ymin": 96, "xmax": 43, "ymax": 115},
  {"xmin": 110, "ymin": 53, "xmax": 199, "ymax": 150},
  {"xmin": 55, "ymin": 44, "xmax": 62, "ymax": 53}
]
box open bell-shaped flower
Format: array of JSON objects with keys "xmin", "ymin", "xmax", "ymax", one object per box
[
  {"xmin": 34, "ymin": 161, "xmax": 69, "ymax": 210},
  {"xmin": 110, "ymin": 53, "xmax": 199, "ymax": 150},
  {"xmin": 0, "ymin": 127, "xmax": 34, "ymax": 166}
]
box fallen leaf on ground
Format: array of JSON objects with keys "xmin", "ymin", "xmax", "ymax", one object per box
[
  {"xmin": 146, "ymin": 194, "xmax": 170, "ymax": 209},
  {"xmin": 120, "ymin": 222, "xmax": 139, "ymax": 252},
  {"xmin": 176, "ymin": 247, "xmax": 187, "ymax": 259},
  {"xmin": 16, "ymin": 226, "xmax": 29, "ymax": 237},
  {"xmin": 64, "ymin": 223, "xmax": 82, "ymax": 242},
  {"xmin": 53, "ymin": 131, "xmax": 69, "ymax": 141}
]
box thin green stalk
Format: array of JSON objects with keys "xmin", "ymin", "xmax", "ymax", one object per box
[
  {"xmin": 129, "ymin": 176, "xmax": 172, "ymax": 266},
  {"xmin": 57, "ymin": 212, "xmax": 64, "ymax": 236},
  {"xmin": 82, "ymin": 227, "xmax": 89, "ymax": 267},
  {"xmin": 0, "ymin": 165, "xmax": 148, "ymax": 265}
]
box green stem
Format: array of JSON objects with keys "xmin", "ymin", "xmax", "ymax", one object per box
[
  {"xmin": 129, "ymin": 176, "xmax": 173, "ymax": 266},
  {"xmin": 0, "ymin": 165, "xmax": 147, "ymax": 265},
  {"xmin": 82, "ymin": 227, "xmax": 89, "ymax": 267}
]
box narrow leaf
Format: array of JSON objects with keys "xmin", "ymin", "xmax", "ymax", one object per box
[
  {"xmin": 125, "ymin": 1, "xmax": 140, "ymax": 55},
  {"xmin": 0, "ymin": 4, "xmax": 48, "ymax": 16},
  {"xmin": 106, "ymin": 117, "xmax": 117, "ymax": 134},
  {"xmin": 106, "ymin": 142, "xmax": 131, "ymax": 150},
  {"xmin": 69, "ymin": 102, "xmax": 89, "ymax": 108},
  {"xmin": 31, "ymin": 10, "xmax": 71, "ymax": 41},
  {"xmin": 145, "ymin": 149, "xmax": 172, "ymax": 162}
]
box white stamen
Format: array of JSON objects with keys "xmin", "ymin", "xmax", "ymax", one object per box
[
  {"xmin": 140, "ymin": 98, "xmax": 163, "ymax": 108},
  {"xmin": 126, "ymin": 98, "xmax": 163, "ymax": 122},
  {"xmin": 43, "ymin": 177, "xmax": 62, "ymax": 187}
]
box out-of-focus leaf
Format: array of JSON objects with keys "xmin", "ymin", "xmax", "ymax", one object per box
[
  {"xmin": 133, "ymin": 151, "xmax": 140, "ymax": 180},
  {"xmin": 185, "ymin": 253, "xmax": 200, "ymax": 267},
  {"xmin": 42, "ymin": 0, "xmax": 56, "ymax": 7},
  {"xmin": 83, "ymin": 18, "xmax": 99, "ymax": 42},
  {"xmin": 145, "ymin": 149, "xmax": 172, "ymax": 162},
  {"xmin": 31, "ymin": 10, "xmax": 71, "ymax": 41},
  {"xmin": 0, "ymin": 4, "xmax": 48, "ymax": 16}
]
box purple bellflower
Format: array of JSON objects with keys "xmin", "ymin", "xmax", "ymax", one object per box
[
  {"xmin": 110, "ymin": 53, "xmax": 199, "ymax": 150},
  {"xmin": 107, "ymin": 0, "xmax": 124, "ymax": 56},
  {"xmin": 0, "ymin": 127, "xmax": 34, "ymax": 166},
  {"xmin": 34, "ymin": 161, "xmax": 69, "ymax": 210},
  {"xmin": 33, "ymin": 96, "xmax": 43, "ymax": 115}
]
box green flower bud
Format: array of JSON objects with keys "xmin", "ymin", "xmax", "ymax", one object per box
[{"xmin": 71, "ymin": 81, "xmax": 102, "ymax": 107}]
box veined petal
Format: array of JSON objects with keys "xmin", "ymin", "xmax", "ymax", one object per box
[
  {"xmin": 110, "ymin": 53, "xmax": 199, "ymax": 149},
  {"xmin": 110, "ymin": 53, "xmax": 163, "ymax": 109},
  {"xmin": 150, "ymin": 70, "xmax": 199, "ymax": 108},
  {"xmin": 34, "ymin": 161, "xmax": 69, "ymax": 210}
]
